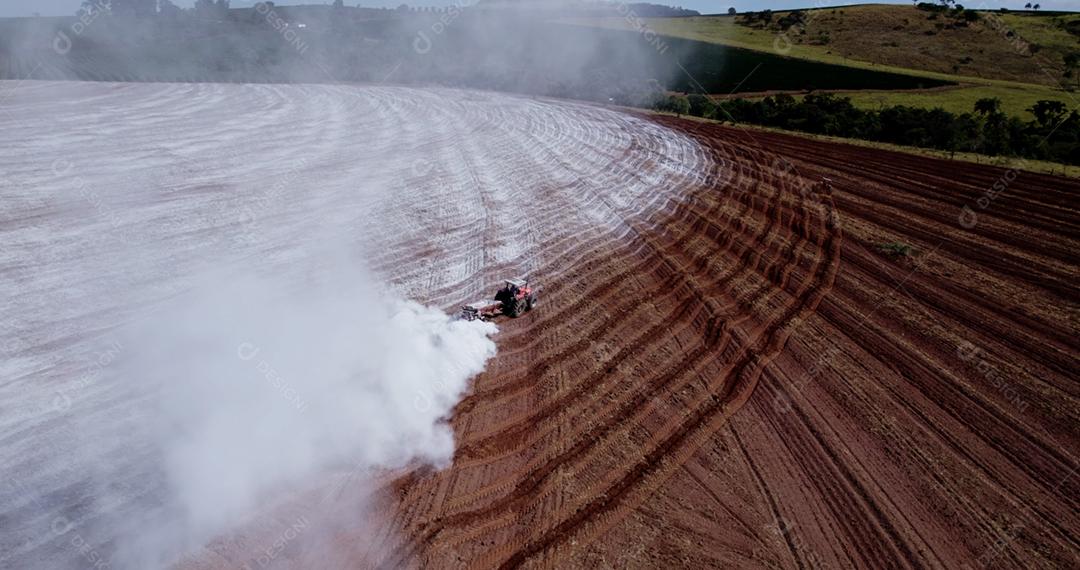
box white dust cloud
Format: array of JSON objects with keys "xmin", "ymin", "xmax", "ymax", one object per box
[{"xmin": 109, "ymin": 252, "xmax": 497, "ymax": 568}]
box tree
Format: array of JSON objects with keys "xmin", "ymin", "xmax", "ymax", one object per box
[
  {"xmin": 1024, "ymin": 2, "xmax": 1031, "ymax": 7},
  {"xmin": 80, "ymin": 0, "xmax": 101, "ymax": 14},
  {"xmin": 653, "ymin": 93, "xmax": 1078, "ymax": 165},
  {"xmin": 977, "ymin": 112, "xmax": 1006, "ymax": 154},
  {"xmin": 656, "ymin": 94, "xmax": 691, "ymax": 117},
  {"xmin": 193, "ymin": 0, "xmax": 230, "ymax": 20},
  {"xmin": 669, "ymin": 95, "xmax": 691, "ymax": 117},
  {"xmin": 158, "ymin": 0, "xmax": 182, "ymax": 17},
  {"xmin": 687, "ymin": 94, "xmax": 716, "ymax": 118},
  {"xmin": 728, "ymin": 7, "xmax": 736, "ymax": 15},
  {"xmin": 334, "ymin": 0, "xmax": 345, "ymax": 7},
  {"xmin": 974, "ymin": 97, "xmax": 1002, "ymax": 116},
  {"xmin": 107, "ymin": 0, "xmax": 157, "ymax": 18},
  {"xmin": 1065, "ymin": 52, "xmax": 1080, "ymax": 89},
  {"xmin": 777, "ymin": 10, "xmax": 807, "ymax": 31},
  {"xmin": 1028, "ymin": 100, "xmax": 1067, "ymax": 129},
  {"xmin": 195, "ymin": 0, "xmax": 215, "ymax": 17},
  {"xmin": 1033, "ymin": 3, "xmax": 1040, "ymax": 9}
]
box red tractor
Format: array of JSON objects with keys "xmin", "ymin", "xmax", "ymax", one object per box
[{"xmin": 460, "ymin": 278, "xmax": 538, "ymax": 321}]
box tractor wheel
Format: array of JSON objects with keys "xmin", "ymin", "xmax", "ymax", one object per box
[{"xmin": 507, "ymin": 299, "xmax": 526, "ymax": 317}]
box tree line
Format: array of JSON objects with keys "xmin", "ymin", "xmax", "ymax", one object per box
[{"xmin": 655, "ymin": 92, "xmax": 1080, "ymax": 165}]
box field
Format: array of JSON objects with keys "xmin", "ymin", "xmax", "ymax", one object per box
[
  {"xmin": 2, "ymin": 81, "xmax": 1078, "ymax": 569},
  {"xmin": 357, "ymin": 108, "xmax": 1080, "ymax": 570},
  {"xmin": 570, "ymin": 4, "xmax": 1080, "ymax": 119},
  {"xmin": 0, "ymin": 80, "xmax": 712, "ymax": 568}
]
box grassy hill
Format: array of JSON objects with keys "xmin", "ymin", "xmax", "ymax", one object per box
[{"xmin": 568, "ymin": 4, "xmax": 1080, "ymax": 119}]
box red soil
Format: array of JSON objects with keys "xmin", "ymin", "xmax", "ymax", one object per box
[{"xmin": 214, "ymin": 116, "xmax": 1080, "ymax": 569}]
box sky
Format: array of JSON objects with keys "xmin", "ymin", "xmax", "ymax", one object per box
[{"xmin": 0, "ymin": 0, "xmax": 1075, "ymax": 18}]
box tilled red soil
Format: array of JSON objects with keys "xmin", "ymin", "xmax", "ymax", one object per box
[{"xmin": 309, "ymin": 118, "xmax": 1078, "ymax": 569}]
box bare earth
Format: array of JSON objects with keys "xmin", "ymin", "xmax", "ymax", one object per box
[{"xmin": 353, "ymin": 116, "xmax": 1080, "ymax": 569}]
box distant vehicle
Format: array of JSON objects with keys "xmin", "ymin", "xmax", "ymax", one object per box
[{"xmin": 460, "ymin": 278, "xmax": 538, "ymax": 321}]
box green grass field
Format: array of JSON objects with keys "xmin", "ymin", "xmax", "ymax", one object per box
[
  {"xmin": 840, "ymin": 84, "xmax": 1072, "ymax": 119},
  {"xmin": 567, "ymin": 4, "xmax": 1080, "ymax": 119}
]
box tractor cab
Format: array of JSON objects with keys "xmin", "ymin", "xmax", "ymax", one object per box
[
  {"xmin": 503, "ymin": 279, "xmax": 528, "ymax": 296},
  {"xmin": 494, "ymin": 278, "xmax": 538, "ymax": 318}
]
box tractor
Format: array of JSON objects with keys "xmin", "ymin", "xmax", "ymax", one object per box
[{"xmin": 460, "ymin": 278, "xmax": 538, "ymax": 321}]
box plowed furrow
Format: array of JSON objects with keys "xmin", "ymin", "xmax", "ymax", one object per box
[
  {"xmin": 491, "ymin": 192, "xmax": 842, "ymax": 569},
  {"xmin": 816, "ymin": 291, "xmax": 1079, "ymax": 521},
  {"xmin": 382, "ymin": 172, "xmax": 820, "ymax": 569},
  {"xmin": 842, "ymin": 239, "xmax": 1078, "ymax": 388},
  {"xmin": 389, "ymin": 169, "xmax": 837, "ymax": 570},
  {"xmin": 457, "ymin": 197, "xmax": 816, "ymax": 462},
  {"xmin": 459, "ymin": 181, "xmax": 779, "ymax": 409},
  {"xmin": 373, "ymin": 110, "xmax": 1078, "ymax": 570}
]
